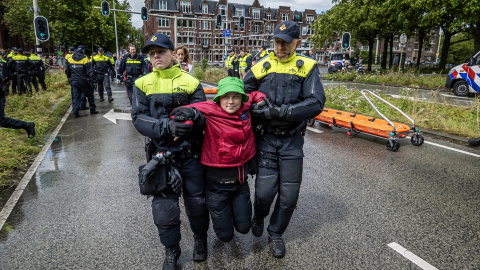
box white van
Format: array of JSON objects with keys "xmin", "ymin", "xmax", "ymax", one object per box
[
  {"xmin": 446, "ymin": 51, "xmax": 480, "ymax": 96},
  {"xmin": 327, "ymin": 52, "xmax": 350, "ymax": 73}
]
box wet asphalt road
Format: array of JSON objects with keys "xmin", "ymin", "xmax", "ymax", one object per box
[{"xmin": 1, "ymin": 81, "xmax": 480, "ymax": 270}]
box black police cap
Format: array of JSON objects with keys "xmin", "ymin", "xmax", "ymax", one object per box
[
  {"xmin": 30, "ymin": 49, "xmax": 35, "ymax": 53},
  {"xmin": 142, "ymin": 33, "xmax": 174, "ymax": 53},
  {"xmin": 68, "ymin": 46, "xmax": 75, "ymax": 51},
  {"xmin": 98, "ymin": 47, "xmax": 104, "ymax": 52},
  {"xmin": 273, "ymin": 21, "xmax": 300, "ymax": 43}
]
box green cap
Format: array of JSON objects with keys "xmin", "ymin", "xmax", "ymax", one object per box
[{"xmin": 213, "ymin": 77, "xmax": 249, "ymax": 103}]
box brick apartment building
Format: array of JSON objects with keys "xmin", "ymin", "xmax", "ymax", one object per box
[{"xmin": 143, "ymin": 0, "xmax": 317, "ymax": 63}]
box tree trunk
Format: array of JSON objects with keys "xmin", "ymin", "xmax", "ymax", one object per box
[
  {"xmin": 474, "ymin": 35, "xmax": 480, "ymax": 52},
  {"xmin": 389, "ymin": 34, "xmax": 394, "ymax": 68},
  {"xmin": 381, "ymin": 36, "xmax": 388, "ymax": 69},
  {"xmin": 439, "ymin": 30, "xmax": 452, "ymax": 70},
  {"xmin": 368, "ymin": 39, "xmax": 374, "ymax": 71},
  {"xmin": 416, "ymin": 29, "xmax": 425, "ymax": 68}
]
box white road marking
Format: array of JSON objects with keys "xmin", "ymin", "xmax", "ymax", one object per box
[
  {"xmin": 388, "ymin": 242, "xmax": 438, "ymax": 270},
  {"xmin": 307, "ymin": 126, "xmax": 323, "ymax": 133},
  {"xmin": 0, "ymin": 106, "xmax": 72, "ymax": 230},
  {"xmin": 406, "ymin": 136, "xmax": 480, "ymax": 158},
  {"xmin": 103, "ymin": 109, "xmax": 132, "ymax": 124}
]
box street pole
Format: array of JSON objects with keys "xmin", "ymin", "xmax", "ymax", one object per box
[
  {"xmin": 375, "ymin": 37, "xmax": 379, "ymax": 65},
  {"xmin": 436, "ymin": 28, "xmax": 442, "ymax": 63},
  {"xmin": 32, "ymin": 0, "xmax": 41, "ymax": 57},
  {"xmin": 113, "ymin": 0, "xmax": 119, "ymax": 57},
  {"xmin": 398, "ymin": 46, "xmax": 403, "ymax": 76}
]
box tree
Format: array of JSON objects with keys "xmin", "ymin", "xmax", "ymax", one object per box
[{"xmin": 2, "ymin": 0, "xmax": 137, "ymax": 54}]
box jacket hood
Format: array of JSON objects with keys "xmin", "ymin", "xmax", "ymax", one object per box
[{"xmin": 72, "ymin": 50, "xmax": 85, "ymax": 61}]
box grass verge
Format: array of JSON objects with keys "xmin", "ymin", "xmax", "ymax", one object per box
[
  {"xmin": 0, "ymin": 71, "xmax": 71, "ymax": 190},
  {"xmin": 193, "ymin": 65, "xmax": 227, "ymax": 83},
  {"xmin": 325, "ymin": 85, "xmax": 480, "ymax": 138},
  {"xmin": 322, "ymin": 70, "xmax": 447, "ymax": 90}
]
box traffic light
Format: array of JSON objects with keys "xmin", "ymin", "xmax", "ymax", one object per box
[
  {"xmin": 141, "ymin": 7, "xmax": 148, "ymax": 21},
  {"xmin": 101, "ymin": 1, "xmax": 110, "ymax": 16},
  {"xmin": 239, "ymin": 16, "xmax": 245, "ymax": 28},
  {"xmin": 216, "ymin": 14, "xmax": 222, "ymax": 27},
  {"xmin": 342, "ymin": 32, "xmax": 351, "ymax": 49},
  {"xmin": 33, "ymin": 16, "xmax": 50, "ymax": 42}
]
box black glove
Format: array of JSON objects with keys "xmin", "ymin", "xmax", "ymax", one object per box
[
  {"xmin": 251, "ymin": 98, "xmax": 288, "ymax": 120},
  {"xmin": 170, "ymin": 107, "xmax": 196, "ymax": 122},
  {"xmin": 169, "ymin": 166, "xmax": 183, "ymax": 196},
  {"xmin": 168, "ymin": 119, "xmax": 193, "ymax": 138}
]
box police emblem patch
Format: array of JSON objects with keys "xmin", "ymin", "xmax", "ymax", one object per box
[
  {"xmin": 240, "ymin": 111, "xmax": 249, "ymax": 121},
  {"xmin": 150, "ymin": 36, "xmax": 157, "ymax": 42},
  {"xmin": 280, "ymin": 24, "xmax": 286, "ymax": 31}
]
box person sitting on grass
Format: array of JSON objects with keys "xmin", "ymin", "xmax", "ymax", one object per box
[{"xmin": 170, "ymin": 76, "xmax": 265, "ymax": 242}]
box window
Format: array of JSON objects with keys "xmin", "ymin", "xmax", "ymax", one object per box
[
  {"xmin": 302, "ymin": 27, "xmax": 307, "ymax": 35},
  {"xmin": 202, "ymin": 21, "xmax": 209, "ymax": 30},
  {"xmin": 429, "ymin": 39, "xmax": 434, "ymax": 44},
  {"xmin": 177, "ymin": 36, "xmax": 182, "ymax": 44},
  {"xmin": 266, "ymin": 25, "xmax": 271, "ymax": 33},
  {"xmin": 189, "ymin": 37, "xmax": 194, "ymax": 44},
  {"xmin": 219, "ymin": 5, "xmax": 226, "ymax": 16},
  {"xmin": 235, "ymin": 8, "xmax": 244, "ymax": 17},
  {"xmin": 407, "ymin": 46, "xmax": 412, "ymax": 51},
  {"xmin": 361, "ymin": 46, "xmax": 369, "ymax": 51},
  {"xmin": 159, "ymin": 1, "xmax": 167, "ymax": 10},
  {"xmin": 266, "ymin": 13, "xmax": 271, "ymax": 20},
  {"xmin": 254, "ymin": 24, "xmax": 259, "ymax": 33},
  {"xmin": 158, "ymin": 16, "xmax": 170, "ymax": 27},
  {"xmin": 202, "ymin": 4, "xmax": 208, "ymax": 14},
  {"xmin": 424, "ymin": 47, "xmax": 433, "ymax": 52},
  {"xmin": 157, "ymin": 30, "xmax": 171, "ymax": 36},
  {"xmin": 180, "ymin": 1, "xmax": 191, "ymax": 13},
  {"xmin": 253, "ymin": 9, "xmax": 260, "ymax": 19},
  {"xmin": 281, "ymin": 13, "xmax": 288, "ymax": 21},
  {"xmin": 178, "ymin": 19, "xmax": 194, "ymax": 28},
  {"xmin": 306, "ymin": 15, "xmax": 314, "ymax": 23}
]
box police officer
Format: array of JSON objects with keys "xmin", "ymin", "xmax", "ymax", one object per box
[
  {"xmin": 66, "ymin": 48, "xmax": 98, "ymax": 118},
  {"xmin": 28, "ymin": 49, "xmax": 46, "ymax": 92},
  {"xmin": 92, "ymin": 47, "xmax": 115, "ymax": 102},
  {"xmin": 5, "ymin": 47, "xmax": 18, "ymax": 95},
  {"xmin": 1, "ymin": 62, "xmax": 35, "ymax": 137},
  {"xmin": 8, "ymin": 48, "xmax": 30, "ymax": 95},
  {"xmin": 109, "ymin": 53, "xmax": 116, "ymax": 81},
  {"xmin": 243, "ymin": 21, "xmax": 326, "ymax": 258},
  {"xmin": 259, "ymin": 45, "xmax": 268, "ymax": 58},
  {"xmin": 118, "ymin": 44, "xmax": 146, "ymax": 105},
  {"xmin": 0, "ymin": 52, "xmax": 8, "ymax": 95},
  {"xmin": 225, "ymin": 50, "xmax": 234, "ymax": 76},
  {"xmin": 131, "ymin": 33, "xmax": 209, "ymax": 270},
  {"xmin": 238, "ymin": 49, "xmax": 251, "ymax": 80}
]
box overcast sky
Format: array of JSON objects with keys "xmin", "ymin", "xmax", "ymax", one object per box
[{"xmin": 129, "ymin": 0, "xmax": 334, "ymax": 28}]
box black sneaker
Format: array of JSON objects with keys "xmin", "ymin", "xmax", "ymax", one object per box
[
  {"xmin": 90, "ymin": 110, "xmax": 99, "ymax": 115},
  {"xmin": 79, "ymin": 106, "xmax": 89, "ymax": 110},
  {"xmin": 108, "ymin": 96, "xmax": 114, "ymax": 102},
  {"xmin": 251, "ymin": 217, "xmax": 264, "ymax": 237},
  {"xmin": 74, "ymin": 114, "xmax": 81, "ymax": 118},
  {"xmin": 24, "ymin": 122, "xmax": 35, "ymax": 138},
  {"xmin": 468, "ymin": 137, "xmax": 480, "ymax": 146},
  {"xmin": 163, "ymin": 244, "xmax": 181, "ymax": 270},
  {"xmin": 99, "ymin": 98, "xmax": 104, "ymax": 102},
  {"xmin": 193, "ymin": 234, "xmax": 207, "ymax": 262},
  {"xmin": 268, "ymin": 236, "xmax": 286, "ymax": 258}
]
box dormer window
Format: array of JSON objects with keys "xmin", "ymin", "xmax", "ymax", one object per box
[
  {"xmin": 180, "ymin": 1, "xmax": 191, "ymax": 13},
  {"xmin": 235, "ymin": 8, "xmax": 244, "ymax": 17},
  {"xmin": 252, "ymin": 9, "xmax": 260, "ymax": 19},
  {"xmin": 306, "ymin": 15, "xmax": 314, "ymax": 23},
  {"xmin": 281, "ymin": 13, "xmax": 288, "ymax": 21},
  {"xmin": 266, "ymin": 13, "xmax": 271, "ymax": 20},
  {"xmin": 159, "ymin": 1, "xmax": 167, "ymax": 10},
  {"xmin": 219, "ymin": 5, "xmax": 226, "ymax": 15},
  {"xmin": 202, "ymin": 4, "xmax": 208, "ymax": 14}
]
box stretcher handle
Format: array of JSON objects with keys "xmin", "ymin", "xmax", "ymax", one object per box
[{"xmin": 360, "ymin": 90, "xmax": 416, "ymax": 134}]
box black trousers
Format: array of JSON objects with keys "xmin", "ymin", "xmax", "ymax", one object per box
[
  {"xmin": 151, "ymin": 156, "xmax": 209, "ymax": 248},
  {"xmin": 16, "ymin": 73, "xmax": 29, "ymax": 95},
  {"xmin": 29, "ymin": 74, "xmax": 46, "ymax": 91},
  {"xmin": 205, "ymin": 179, "xmax": 252, "ymax": 242},
  {"xmin": 71, "ymin": 80, "xmax": 96, "ymax": 115},
  {"xmin": 0, "ymin": 96, "xmax": 27, "ymax": 130},
  {"xmin": 254, "ymin": 132, "xmax": 304, "ymax": 237}
]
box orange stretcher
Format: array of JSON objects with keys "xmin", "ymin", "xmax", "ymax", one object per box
[
  {"xmin": 203, "ymin": 87, "xmax": 218, "ymax": 94},
  {"xmin": 311, "ymin": 90, "xmax": 424, "ymax": 151}
]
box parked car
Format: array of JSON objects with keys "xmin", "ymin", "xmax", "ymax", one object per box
[{"xmin": 445, "ymin": 51, "xmax": 480, "ymax": 96}]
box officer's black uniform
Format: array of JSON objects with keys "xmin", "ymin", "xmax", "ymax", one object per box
[
  {"xmin": 92, "ymin": 48, "xmax": 115, "ymax": 102},
  {"xmin": 65, "ymin": 49, "xmax": 98, "ymax": 117},
  {"xmin": 5, "ymin": 48, "xmax": 17, "ymax": 95},
  {"xmin": 28, "ymin": 50, "xmax": 47, "ymax": 92},
  {"xmin": 0, "ymin": 62, "xmax": 35, "ymax": 137},
  {"xmin": 118, "ymin": 49, "xmax": 146, "ymax": 105},
  {"xmin": 7, "ymin": 48, "xmax": 30, "ymax": 95},
  {"xmin": 131, "ymin": 33, "xmax": 209, "ymax": 270},
  {"xmin": 243, "ymin": 21, "xmax": 326, "ymax": 258}
]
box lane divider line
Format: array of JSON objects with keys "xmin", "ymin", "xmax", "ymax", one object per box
[
  {"xmin": 388, "ymin": 242, "xmax": 438, "ymax": 270},
  {"xmin": 307, "ymin": 126, "xmax": 323, "ymax": 133},
  {"xmin": 0, "ymin": 106, "xmax": 73, "ymax": 230},
  {"xmin": 406, "ymin": 136, "xmax": 480, "ymax": 158}
]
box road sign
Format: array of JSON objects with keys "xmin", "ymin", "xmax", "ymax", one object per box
[
  {"xmin": 222, "ymin": 29, "xmax": 230, "ymax": 37},
  {"xmin": 399, "ymin": 33, "xmax": 407, "ymax": 44}
]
